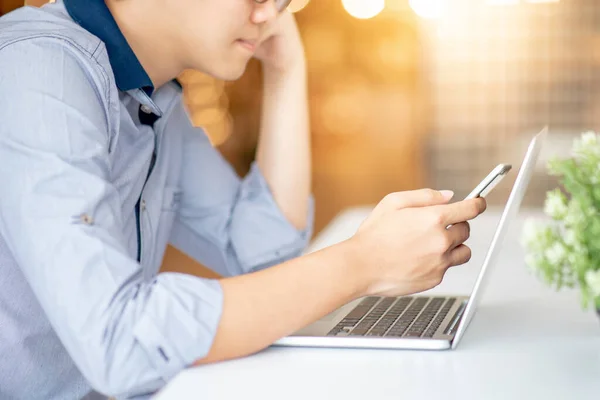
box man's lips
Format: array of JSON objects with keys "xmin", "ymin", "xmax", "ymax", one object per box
[{"xmin": 236, "ymin": 39, "xmax": 258, "ymax": 52}]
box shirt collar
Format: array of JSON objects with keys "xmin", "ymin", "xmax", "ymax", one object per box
[{"xmin": 64, "ymin": 0, "xmax": 154, "ymax": 95}]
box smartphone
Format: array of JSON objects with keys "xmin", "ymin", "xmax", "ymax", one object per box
[{"xmin": 464, "ymin": 164, "xmax": 512, "ymax": 200}]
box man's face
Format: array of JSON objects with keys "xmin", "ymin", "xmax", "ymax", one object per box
[{"xmin": 162, "ymin": 0, "xmax": 279, "ymax": 81}]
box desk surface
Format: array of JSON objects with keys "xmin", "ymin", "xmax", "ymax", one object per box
[{"xmin": 155, "ymin": 207, "xmax": 600, "ymax": 400}]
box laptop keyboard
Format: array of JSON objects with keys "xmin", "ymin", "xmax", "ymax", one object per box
[{"xmin": 327, "ymin": 296, "xmax": 457, "ymax": 338}]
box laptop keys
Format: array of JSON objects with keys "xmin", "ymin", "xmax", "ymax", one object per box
[
  {"xmin": 329, "ymin": 296, "xmax": 458, "ymax": 339},
  {"xmin": 365, "ymin": 297, "xmax": 412, "ymax": 336},
  {"xmin": 385, "ymin": 297, "xmax": 429, "ymax": 337},
  {"xmin": 349, "ymin": 297, "xmax": 395, "ymax": 336},
  {"xmin": 327, "ymin": 297, "xmax": 379, "ymax": 336},
  {"xmin": 403, "ymin": 298, "xmax": 446, "ymax": 337},
  {"xmin": 423, "ymin": 298, "xmax": 456, "ymax": 338}
]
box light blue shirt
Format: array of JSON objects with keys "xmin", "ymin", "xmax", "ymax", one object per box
[{"xmin": 0, "ymin": 1, "xmax": 313, "ymax": 399}]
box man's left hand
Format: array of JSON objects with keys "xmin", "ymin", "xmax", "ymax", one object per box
[{"xmin": 254, "ymin": 12, "xmax": 306, "ymax": 76}]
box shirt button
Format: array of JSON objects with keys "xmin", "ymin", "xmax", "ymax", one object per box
[
  {"xmin": 140, "ymin": 105, "xmax": 153, "ymax": 114},
  {"xmin": 141, "ymin": 200, "xmax": 147, "ymax": 211},
  {"xmin": 81, "ymin": 214, "xmax": 94, "ymax": 225}
]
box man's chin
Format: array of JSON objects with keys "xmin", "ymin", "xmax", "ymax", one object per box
[{"xmin": 209, "ymin": 62, "xmax": 250, "ymax": 82}]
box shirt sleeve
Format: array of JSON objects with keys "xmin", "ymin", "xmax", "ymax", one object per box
[
  {"xmin": 0, "ymin": 38, "xmax": 223, "ymax": 398},
  {"xmin": 167, "ymin": 97, "xmax": 315, "ymax": 277}
]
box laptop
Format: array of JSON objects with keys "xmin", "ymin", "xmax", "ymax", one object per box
[{"xmin": 274, "ymin": 127, "xmax": 547, "ymax": 351}]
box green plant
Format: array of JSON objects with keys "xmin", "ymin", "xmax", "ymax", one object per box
[{"xmin": 522, "ymin": 132, "xmax": 600, "ymax": 309}]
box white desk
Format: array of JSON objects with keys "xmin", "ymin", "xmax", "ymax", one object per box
[{"xmin": 155, "ymin": 208, "xmax": 600, "ymax": 400}]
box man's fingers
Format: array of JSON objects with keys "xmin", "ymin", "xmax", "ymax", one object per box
[
  {"xmin": 381, "ymin": 189, "xmax": 454, "ymax": 211},
  {"xmin": 436, "ymin": 198, "xmax": 487, "ymax": 226},
  {"xmin": 446, "ymin": 222, "xmax": 470, "ymax": 250},
  {"xmin": 447, "ymin": 244, "xmax": 472, "ymax": 267}
]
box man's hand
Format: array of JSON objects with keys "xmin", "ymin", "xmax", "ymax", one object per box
[
  {"xmin": 253, "ymin": 11, "xmax": 305, "ymax": 76},
  {"xmin": 350, "ymin": 189, "xmax": 487, "ymax": 297}
]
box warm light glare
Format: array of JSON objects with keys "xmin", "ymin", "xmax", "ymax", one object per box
[
  {"xmin": 485, "ymin": 0, "xmax": 519, "ymax": 5},
  {"xmin": 409, "ymin": 0, "xmax": 447, "ymax": 19},
  {"xmin": 288, "ymin": 0, "xmax": 310, "ymax": 13},
  {"xmin": 486, "ymin": 0, "xmax": 560, "ymax": 4},
  {"xmin": 342, "ymin": 0, "xmax": 385, "ymax": 20}
]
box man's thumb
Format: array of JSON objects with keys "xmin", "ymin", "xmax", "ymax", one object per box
[
  {"xmin": 383, "ymin": 189, "xmax": 454, "ymax": 210},
  {"xmin": 439, "ymin": 190, "xmax": 455, "ymax": 201}
]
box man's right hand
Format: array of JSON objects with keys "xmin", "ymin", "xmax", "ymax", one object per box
[{"xmin": 347, "ymin": 189, "xmax": 487, "ymax": 298}]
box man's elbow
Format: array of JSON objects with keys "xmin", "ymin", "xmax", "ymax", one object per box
[{"xmin": 77, "ymin": 350, "xmax": 165, "ymax": 398}]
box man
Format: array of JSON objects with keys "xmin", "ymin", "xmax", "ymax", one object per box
[{"xmin": 0, "ymin": 0, "xmax": 486, "ymax": 399}]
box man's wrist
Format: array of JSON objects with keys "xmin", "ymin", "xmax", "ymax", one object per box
[
  {"xmin": 262, "ymin": 57, "xmax": 306, "ymax": 86},
  {"xmin": 329, "ymin": 238, "xmax": 372, "ymax": 300}
]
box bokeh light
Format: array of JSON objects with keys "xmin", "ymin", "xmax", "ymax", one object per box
[
  {"xmin": 409, "ymin": 0, "xmax": 447, "ymax": 19},
  {"xmin": 342, "ymin": 0, "xmax": 385, "ymax": 20}
]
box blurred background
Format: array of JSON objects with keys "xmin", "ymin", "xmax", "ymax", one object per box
[
  {"xmin": 3, "ymin": 0, "xmax": 599, "ymax": 275},
  {"xmin": 181, "ymin": 0, "xmax": 600, "ymax": 235}
]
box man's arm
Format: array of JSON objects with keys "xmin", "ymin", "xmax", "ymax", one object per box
[
  {"xmin": 201, "ymin": 241, "xmax": 361, "ymax": 363},
  {"xmin": 168, "ymin": 94, "xmax": 313, "ymax": 277},
  {"xmin": 255, "ymin": 60, "xmax": 311, "ymax": 231},
  {"xmin": 199, "ymin": 189, "xmax": 486, "ymax": 364},
  {"xmin": 254, "ymin": 13, "xmax": 311, "ymax": 231}
]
